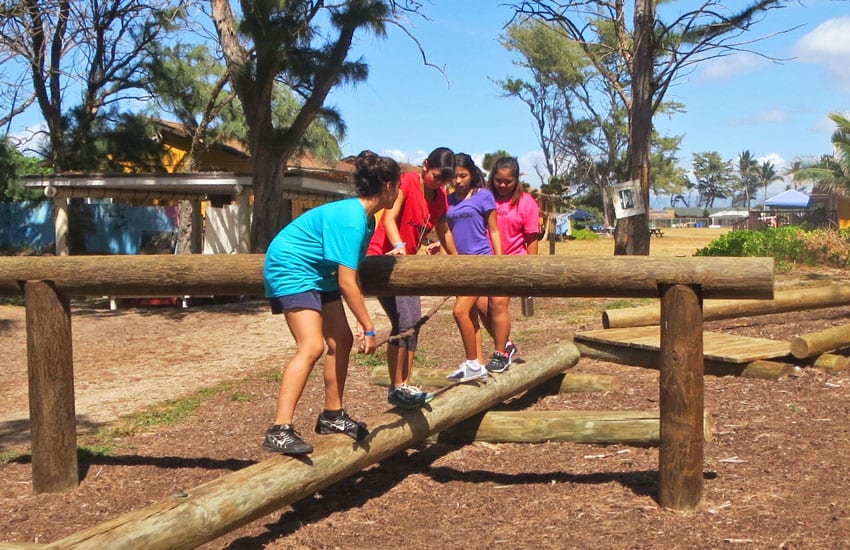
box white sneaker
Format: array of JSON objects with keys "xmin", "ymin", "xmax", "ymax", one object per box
[{"xmin": 447, "ymin": 360, "xmax": 488, "ymax": 383}]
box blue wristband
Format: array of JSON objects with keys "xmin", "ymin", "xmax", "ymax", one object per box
[
  {"xmin": 393, "ymin": 242, "xmax": 406, "ymax": 249},
  {"xmin": 364, "ymin": 330, "xmax": 376, "ymax": 337}
]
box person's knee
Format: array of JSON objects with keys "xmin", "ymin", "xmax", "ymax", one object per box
[{"xmin": 296, "ymin": 339, "xmax": 326, "ymax": 362}]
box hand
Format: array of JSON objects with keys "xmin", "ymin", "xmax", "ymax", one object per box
[
  {"xmin": 386, "ymin": 247, "xmax": 407, "ymax": 256},
  {"xmin": 426, "ymin": 242, "xmax": 442, "ymax": 255},
  {"xmin": 361, "ymin": 334, "xmax": 377, "ymax": 355}
]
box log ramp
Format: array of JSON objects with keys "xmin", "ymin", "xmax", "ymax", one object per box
[{"xmin": 45, "ymin": 342, "xmax": 579, "ymax": 550}]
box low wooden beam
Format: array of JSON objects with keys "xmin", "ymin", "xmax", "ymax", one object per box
[
  {"xmin": 810, "ymin": 353, "xmax": 849, "ymax": 372},
  {"xmin": 46, "ymin": 342, "xmax": 580, "ymax": 549},
  {"xmin": 603, "ymin": 284, "xmax": 847, "ymax": 329},
  {"xmin": 0, "ymin": 255, "xmax": 774, "ymax": 299},
  {"xmin": 790, "ymin": 323, "xmax": 850, "ymax": 359},
  {"xmin": 435, "ymin": 409, "xmax": 713, "ymax": 446}
]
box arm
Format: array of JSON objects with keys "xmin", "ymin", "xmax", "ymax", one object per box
[
  {"xmin": 434, "ymin": 216, "xmax": 458, "ymax": 255},
  {"xmin": 337, "ymin": 265, "xmax": 377, "ymax": 354},
  {"xmin": 487, "ymin": 210, "xmax": 502, "ymax": 255},
  {"xmin": 525, "ymin": 233, "xmax": 539, "ymax": 255},
  {"xmin": 382, "ymin": 188, "xmax": 407, "ymax": 256}
]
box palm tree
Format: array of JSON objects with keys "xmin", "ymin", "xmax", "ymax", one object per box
[
  {"xmin": 737, "ymin": 150, "xmax": 759, "ymax": 209},
  {"xmin": 758, "ymin": 160, "xmax": 781, "ymax": 210},
  {"xmin": 792, "ymin": 112, "xmax": 850, "ymax": 196}
]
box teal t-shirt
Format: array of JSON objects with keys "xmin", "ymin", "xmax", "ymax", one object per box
[{"xmin": 264, "ymin": 198, "xmax": 374, "ymax": 298}]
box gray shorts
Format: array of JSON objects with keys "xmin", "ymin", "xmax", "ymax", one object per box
[{"xmin": 377, "ymin": 295, "xmax": 421, "ymax": 351}]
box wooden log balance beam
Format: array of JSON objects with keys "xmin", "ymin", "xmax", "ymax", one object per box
[
  {"xmin": 0, "ymin": 254, "xmax": 773, "ymax": 299},
  {"xmin": 44, "ymin": 342, "xmax": 579, "ymax": 549},
  {"xmin": 603, "ymin": 284, "xmax": 848, "ymax": 329}
]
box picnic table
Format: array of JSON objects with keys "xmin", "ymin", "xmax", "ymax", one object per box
[{"xmin": 650, "ymin": 227, "xmax": 664, "ymax": 237}]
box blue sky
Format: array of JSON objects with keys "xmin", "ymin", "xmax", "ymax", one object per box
[{"xmin": 326, "ymin": 0, "xmax": 850, "ymax": 201}]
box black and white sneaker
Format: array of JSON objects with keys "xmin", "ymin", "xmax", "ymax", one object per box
[
  {"xmin": 485, "ymin": 351, "xmax": 510, "ymax": 374},
  {"xmin": 315, "ymin": 410, "xmax": 369, "ymax": 441},
  {"xmin": 505, "ymin": 341, "xmax": 518, "ymax": 365},
  {"xmin": 263, "ymin": 424, "xmax": 313, "ymax": 455}
]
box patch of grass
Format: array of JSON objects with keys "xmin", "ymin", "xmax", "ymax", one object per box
[
  {"xmin": 85, "ymin": 383, "xmax": 232, "ymax": 445},
  {"xmin": 231, "ymin": 391, "xmax": 253, "ymax": 402},
  {"xmin": 1, "ymin": 450, "xmax": 27, "ymax": 463},
  {"xmin": 354, "ymin": 347, "xmax": 388, "ymax": 368},
  {"xmin": 787, "ymin": 404, "xmax": 806, "ymax": 413},
  {"xmin": 0, "ymin": 296, "xmax": 24, "ymax": 306},
  {"xmin": 78, "ymin": 444, "xmax": 115, "ymax": 459}
]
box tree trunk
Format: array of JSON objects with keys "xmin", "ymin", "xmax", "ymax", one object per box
[{"xmin": 616, "ymin": 0, "xmax": 655, "ymax": 256}]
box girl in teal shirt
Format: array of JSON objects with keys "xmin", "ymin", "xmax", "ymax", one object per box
[{"xmin": 262, "ymin": 151, "xmax": 400, "ymax": 455}]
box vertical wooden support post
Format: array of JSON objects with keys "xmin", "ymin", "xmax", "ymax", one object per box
[
  {"xmin": 190, "ymin": 198, "xmax": 203, "ymax": 254},
  {"xmin": 521, "ymin": 296, "xmax": 534, "ymax": 317},
  {"xmin": 53, "ymin": 195, "xmax": 69, "ymax": 256},
  {"xmin": 658, "ymin": 283, "xmax": 704, "ymax": 511},
  {"xmin": 25, "ymin": 281, "xmax": 78, "ymax": 493}
]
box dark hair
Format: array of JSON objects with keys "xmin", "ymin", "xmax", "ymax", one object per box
[
  {"xmin": 454, "ymin": 153, "xmax": 485, "ymax": 189},
  {"xmin": 487, "ymin": 156, "xmax": 523, "ymax": 206},
  {"xmin": 353, "ymin": 150, "xmax": 400, "ymax": 197},
  {"xmin": 425, "ymin": 147, "xmax": 455, "ymax": 182}
]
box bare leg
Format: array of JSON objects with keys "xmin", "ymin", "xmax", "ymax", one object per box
[
  {"xmin": 273, "ymin": 308, "xmax": 325, "ymax": 426},
  {"xmin": 454, "ymin": 295, "xmax": 484, "ymax": 363},
  {"xmin": 488, "ymin": 296, "xmax": 511, "ymax": 353},
  {"xmin": 320, "ymin": 299, "xmax": 354, "ymax": 411}
]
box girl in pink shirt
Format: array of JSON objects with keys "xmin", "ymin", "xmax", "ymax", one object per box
[{"xmin": 478, "ymin": 157, "xmax": 540, "ymax": 373}]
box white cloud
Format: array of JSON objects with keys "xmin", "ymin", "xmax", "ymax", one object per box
[
  {"xmin": 793, "ymin": 16, "xmax": 850, "ymax": 89},
  {"xmin": 698, "ymin": 52, "xmax": 765, "ymax": 81},
  {"xmin": 728, "ymin": 108, "xmax": 789, "ymax": 126}
]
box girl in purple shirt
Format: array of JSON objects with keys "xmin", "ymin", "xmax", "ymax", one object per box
[{"xmin": 444, "ymin": 153, "xmax": 502, "ymax": 382}]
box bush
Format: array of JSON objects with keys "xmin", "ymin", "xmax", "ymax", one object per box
[
  {"xmin": 571, "ymin": 228, "xmax": 599, "ymax": 240},
  {"xmin": 695, "ymin": 226, "xmax": 850, "ymax": 268}
]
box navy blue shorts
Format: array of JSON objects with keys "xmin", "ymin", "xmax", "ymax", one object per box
[{"xmin": 269, "ymin": 290, "xmax": 341, "ymax": 314}]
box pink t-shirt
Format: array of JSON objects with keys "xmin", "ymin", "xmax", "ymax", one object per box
[{"xmin": 495, "ymin": 192, "xmax": 539, "ymax": 256}]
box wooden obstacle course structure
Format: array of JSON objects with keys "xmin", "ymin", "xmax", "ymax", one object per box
[
  {"xmin": 0, "ymin": 254, "xmax": 773, "ymax": 544},
  {"xmin": 602, "ymin": 284, "xmax": 850, "ymax": 329}
]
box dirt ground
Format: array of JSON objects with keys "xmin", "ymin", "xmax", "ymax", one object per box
[{"xmin": 3, "ymin": 231, "xmax": 850, "ymax": 548}]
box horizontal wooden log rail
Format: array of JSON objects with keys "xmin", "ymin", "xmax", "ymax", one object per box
[{"xmin": 0, "ymin": 255, "xmax": 774, "ymax": 299}]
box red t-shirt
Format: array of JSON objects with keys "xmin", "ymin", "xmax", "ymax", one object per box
[{"xmin": 368, "ymin": 171, "xmax": 448, "ymax": 255}]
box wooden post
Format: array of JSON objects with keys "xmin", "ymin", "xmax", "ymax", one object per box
[
  {"xmin": 521, "ymin": 296, "xmax": 534, "ymax": 317},
  {"xmin": 658, "ymin": 283, "xmax": 704, "ymax": 511},
  {"xmin": 24, "ymin": 281, "xmax": 78, "ymax": 493}
]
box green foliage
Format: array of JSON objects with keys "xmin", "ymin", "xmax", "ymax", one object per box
[
  {"xmin": 570, "ymin": 228, "xmax": 599, "ymax": 240},
  {"xmin": 695, "ymin": 226, "xmax": 850, "ymax": 268},
  {"xmin": 792, "ymin": 112, "xmax": 850, "ymax": 196},
  {"xmin": 230, "ymin": 392, "xmax": 253, "ymax": 403},
  {"xmin": 0, "ymin": 138, "xmax": 50, "ymax": 202}
]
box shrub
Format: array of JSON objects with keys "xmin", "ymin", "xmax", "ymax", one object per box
[
  {"xmin": 571, "ymin": 228, "xmax": 599, "ymax": 240},
  {"xmin": 696, "ymin": 226, "xmax": 850, "ymax": 268}
]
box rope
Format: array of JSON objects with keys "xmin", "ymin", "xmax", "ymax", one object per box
[{"xmin": 374, "ymin": 296, "xmax": 451, "ymax": 348}]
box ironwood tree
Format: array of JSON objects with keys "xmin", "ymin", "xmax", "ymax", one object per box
[
  {"xmin": 210, "ymin": 0, "xmax": 426, "ymax": 252},
  {"xmin": 510, "ymin": 0, "xmax": 787, "ymax": 254}
]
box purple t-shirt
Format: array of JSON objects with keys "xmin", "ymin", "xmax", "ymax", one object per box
[{"xmin": 447, "ymin": 188, "xmax": 497, "ymax": 255}]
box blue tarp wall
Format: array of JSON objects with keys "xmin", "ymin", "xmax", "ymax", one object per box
[
  {"xmin": 0, "ymin": 202, "xmax": 178, "ymax": 254},
  {"xmin": 0, "ymin": 201, "xmax": 54, "ymax": 251}
]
